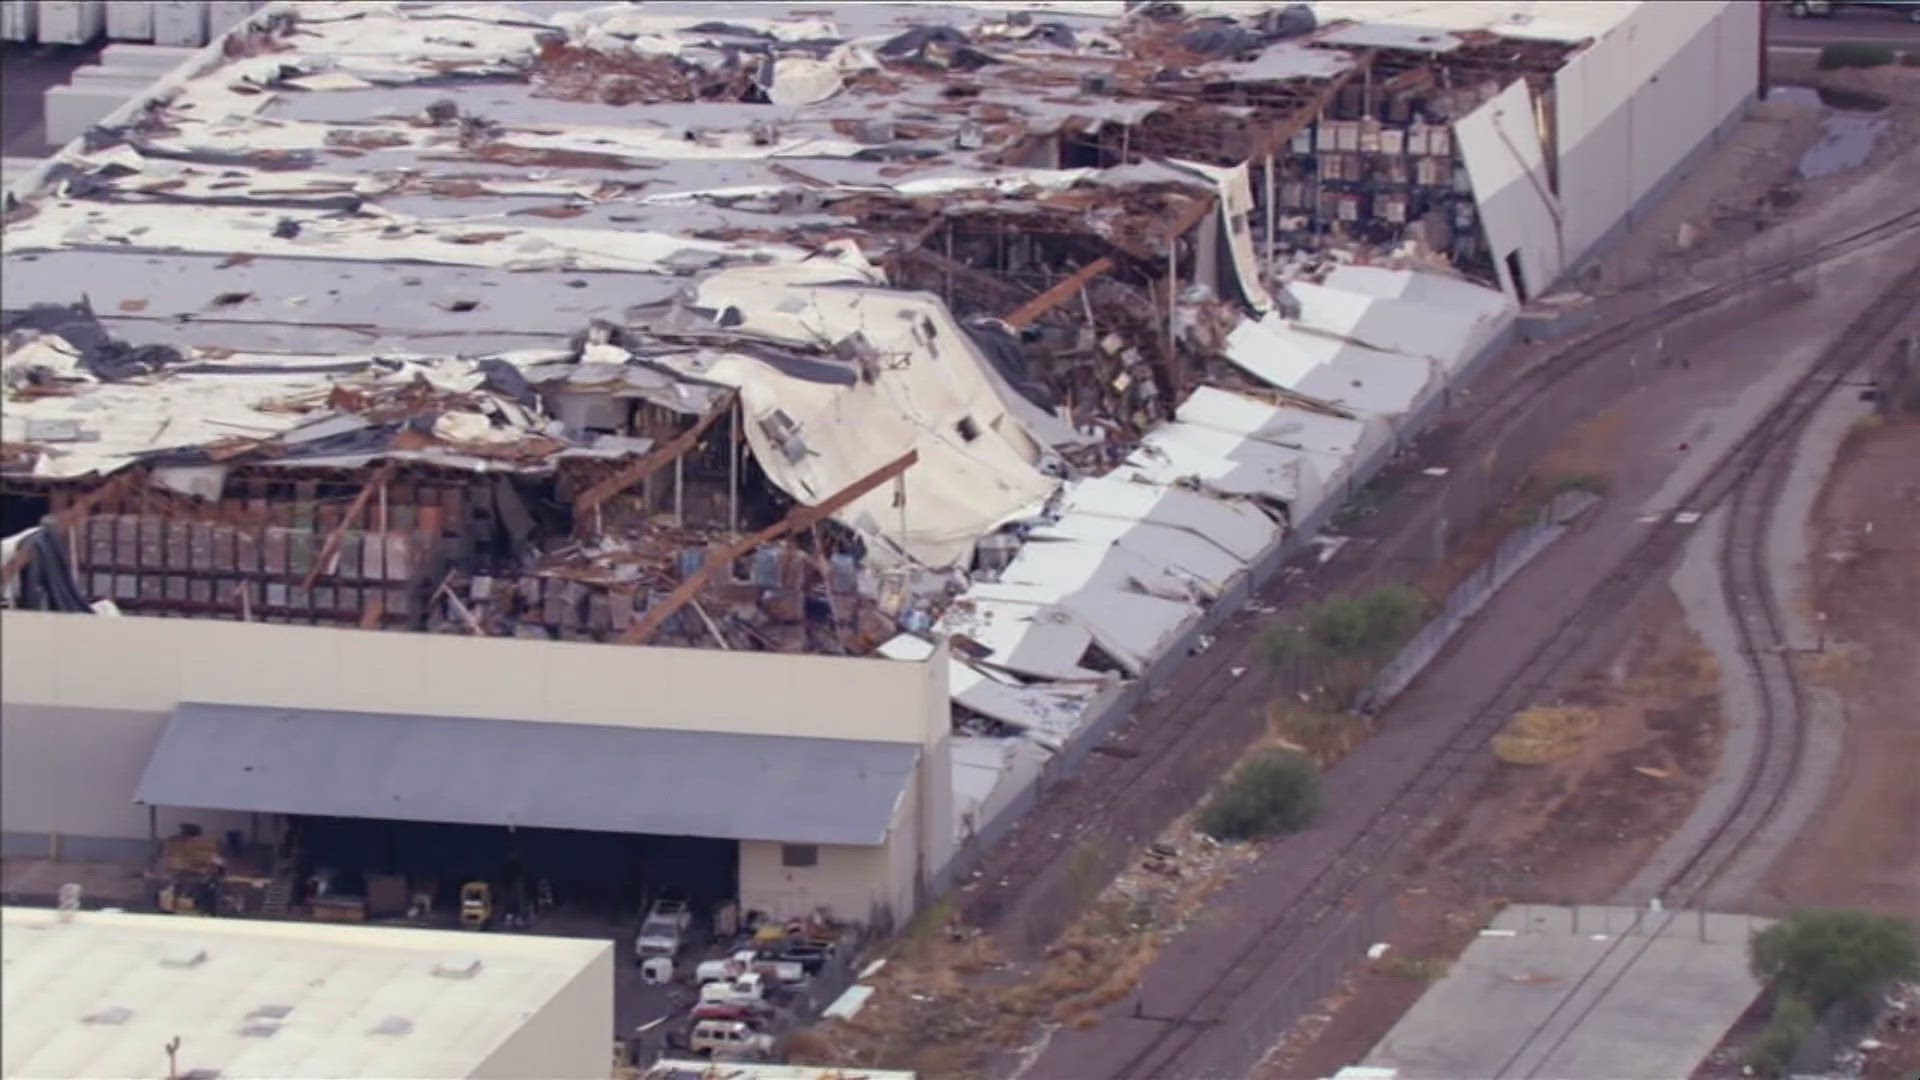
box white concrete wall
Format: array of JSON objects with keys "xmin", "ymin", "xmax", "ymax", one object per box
[
  {"xmin": 1554, "ymin": 0, "xmax": 1758, "ymax": 270},
  {"xmin": 470, "ymin": 941, "xmax": 613, "ymax": 1080},
  {"xmin": 0, "ymin": 704, "xmax": 251, "ymax": 857},
  {"xmin": 1, "ymin": 611, "xmax": 943, "ymax": 745},
  {"xmin": 1457, "ymin": 79, "xmax": 1564, "ymax": 301}
]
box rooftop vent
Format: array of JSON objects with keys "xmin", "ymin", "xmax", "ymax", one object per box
[
  {"xmin": 432, "ymin": 957, "xmax": 484, "ymax": 980},
  {"xmin": 247, "ymin": 1005, "xmax": 293, "ymax": 1021},
  {"xmin": 159, "ymin": 946, "xmax": 208, "ymax": 969},
  {"xmin": 369, "ymin": 1016, "xmax": 414, "ymax": 1037},
  {"xmin": 238, "ymin": 1020, "xmax": 281, "ymax": 1038},
  {"xmin": 81, "ymin": 1006, "xmax": 132, "ymax": 1026}
]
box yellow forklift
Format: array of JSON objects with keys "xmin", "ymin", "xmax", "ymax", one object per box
[{"xmin": 459, "ymin": 881, "xmax": 492, "ymax": 929}]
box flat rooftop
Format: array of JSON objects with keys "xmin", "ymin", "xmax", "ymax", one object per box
[
  {"xmin": 1361, "ymin": 904, "xmax": 1771, "ymax": 1080},
  {"xmin": 0, "ymin": 905, "xmax": 610, "ymax": 1080}
]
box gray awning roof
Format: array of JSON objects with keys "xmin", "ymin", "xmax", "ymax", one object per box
[{"xmin": 135, "ymin": 703, "xmax": 919, "ymax": 846}]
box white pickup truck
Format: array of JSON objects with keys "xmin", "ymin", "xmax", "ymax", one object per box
[
  {"xmin": 632, "ymin": 895, "xmax": 695, "ymax": 965},
  {"xmin": 633, "ymin": 916, "xmax": 684, "ymax": 966}
]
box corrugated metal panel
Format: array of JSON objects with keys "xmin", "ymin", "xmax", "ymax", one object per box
[
  {"xmin": 2, "ymin": 0, "xmax": 38, "ymax": 41},
  {"xmin": 104, "ymin": 0, "xmax": 152, "ymax": 40},
  {"xmin": 36, "ymin": 0, "xmax": 104, "ymax": 44},
  {"xmin": 135, "ymin": 703, "xmax": 920, "ymax": 845}
]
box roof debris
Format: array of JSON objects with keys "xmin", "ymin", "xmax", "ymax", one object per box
[{"xmin": 0, "ymin": 0, "xmax": 1583, "ymax": 842}]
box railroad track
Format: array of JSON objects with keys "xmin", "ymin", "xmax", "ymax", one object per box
[
  {"xmin": 962, "ymin": 205, "xmax": 1920, "ymax": 941},
  {"xmin": 1105, "ymin": 255, "xmax": 1920, "ymax": 1080},
  {"xmin": 1465, "ymin": 206, "xmax": 1920, "ymax": 440},
  {"xmin": 1481, "ymin": 250, "xmax": 1920, "ymax": 1080}
]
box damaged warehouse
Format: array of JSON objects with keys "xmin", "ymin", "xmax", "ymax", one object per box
[{"xmin": 2, "ymin": 0, "xmax": 1758, "ymax": 953}]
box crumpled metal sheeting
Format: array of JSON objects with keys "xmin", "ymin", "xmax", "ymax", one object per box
[
  {"xmin": 960, "ymin": 579, "xmax": 1200, "ymax": 680},
  {"xmin": 672, "ymin": 266, "xmax": 1062, "ymax": 571},
  {"xmin": 948, "ymin": 660, "xmax": 1102, "ymax": 745},
  {"xmin": 1223, "ymin": 310, "xmax": 1445, "ymax": 420},
  {"xmin": 1123, "ymin": 421, "xmax": 1333, "ymax": 512}
]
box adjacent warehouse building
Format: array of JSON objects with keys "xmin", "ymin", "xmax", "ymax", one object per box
[
  {"xmin": 0, "ymin": 904, "xmax": 613, "ymax": 1079},
  {"xmin": 2, "ymin": 0, "xmax": 1760, "ymax": 933}
]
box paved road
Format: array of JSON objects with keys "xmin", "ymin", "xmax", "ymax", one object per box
[{"xmin": 1770, "ymin": 6, "xmax": 1920, "ymax": 47}]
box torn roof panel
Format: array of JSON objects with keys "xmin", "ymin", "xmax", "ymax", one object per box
[
  {"xmin": 1320, "ymin": 266, "xmax": 1514, "ymax": 325},
  {"xmin": 1304, "ymin": 1, "xmax": 1635, "ymax": 44},
  {"xmin": 961, "ymin": 579, "xmax": 1199, "ymax": 677},
  {"xmin": 1226, "ymin": 312, "xmax": 1440, "ymax": 418},
  {"xmin": 1121, "ymin": 423, "xmax": 1329, "ymax": 512},
  {"xmin": 1056, "ymin": 474, "xmax": 1278, "ymax": 563},
  {"xmin": 1199, "ymin": 41, "xmax": 1357, "ymax": 82},
  {"xmin": 933, "ymin": 595, "xmax": 1100, "ymax": 682},
  {"xmin": 1176, "ymin": 386, "xmax": 1388, "ymax": 466},
  {"xmin": 994, "ymin": 535, "xmax": 1202, "ymax": 605},
  {"xmin": 877, "ymin": 631, "xmax": 1101, "ymax": 739},
  {"xmin": 664, "ymin": 271, "xmax": 1061, "ymax": 569},
  {"xmin": 1027, "ymin": 516, "xmax": 1244, "ymax": 596},
  {"xmin": 0, "ymin": 251, "xmax": 685, "ymax": 343},
  {"xmin": 1312, "ymin": 21, "xmax": 1466, "ymax": 54}
]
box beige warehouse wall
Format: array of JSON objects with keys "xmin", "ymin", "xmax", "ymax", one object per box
[
  {"xmin": 1, "ymin": 611, "xmax": 944, "ymax": 745},
  {"xmin": 738, "ymin": 833, "xmax": 910, "ymax": 925},
  {"xmin": 471, "ymin": 941, "xmax": 614, "ymax": 1080},
  {"xmin": 0, "ymin": 703, "xmax": 251, "ymax": 851}
]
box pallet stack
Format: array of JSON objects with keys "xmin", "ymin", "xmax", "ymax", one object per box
[{"xmin": 73, "ymin": 513, "xmax": 444, "ymax": 629}]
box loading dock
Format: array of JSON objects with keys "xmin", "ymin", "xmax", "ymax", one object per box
[{"xmin": 129, "ymin": 701, "xmax": 924, "ymax": 928}]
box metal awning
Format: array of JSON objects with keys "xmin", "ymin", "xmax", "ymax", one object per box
[{"xmin": 135, "ymin": 703, "xmax": 920, "ymax": 846}]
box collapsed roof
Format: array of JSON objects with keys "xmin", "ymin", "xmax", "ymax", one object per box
[{"xmin": 1, "ymin": 0, "xmax": 1557, "ymax": 835}]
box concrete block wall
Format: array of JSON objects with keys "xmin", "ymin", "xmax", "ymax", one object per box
[{"xmin": 2, "ymin": 1, "xmax": 262, "ymax": 45}]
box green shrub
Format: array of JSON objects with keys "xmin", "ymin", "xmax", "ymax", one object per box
[
  {"xmin": 1197, "ymin": 749, "xmax": 1321, "ymax": 841},
  {"xmin": 1743, "ymin": 993, "xmax": 1814, "ymax": 1079},
  {"xmin": 1818, "ymin": 42, "xmax": 1896, "ymax": 70},
  {"xmin": 1749, "ymin": 909, "xmax": 1920, "ymax": 1014},
  {"xmin": 1265, "ymin": 585, "xmax": 1426, "ymax": 665}
]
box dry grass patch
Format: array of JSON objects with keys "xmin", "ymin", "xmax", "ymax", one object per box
[{"xmin": 1492, "ymin": 704, "xmax": 1602, "ymax": 765}]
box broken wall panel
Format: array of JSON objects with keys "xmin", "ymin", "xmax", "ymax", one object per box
[{"xmin": 1454, "ymin": 79, "xmax": 1563, "ymax": 301}]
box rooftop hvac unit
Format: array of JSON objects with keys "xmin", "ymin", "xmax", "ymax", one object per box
[{"xmin": 37, "ymin": 1, "xmax": 106, "ymax": 45}]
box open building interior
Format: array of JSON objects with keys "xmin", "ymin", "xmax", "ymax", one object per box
[{"xmin": 1, "ymin": 0, "xmax": 1760, "ymax": 941}]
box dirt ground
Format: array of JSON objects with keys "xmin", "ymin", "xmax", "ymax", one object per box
[
  {"xmin": 1259, "ymin": 592, "xmax": 1725, "ymax": 1080},
  {"xmin": 1588, "ymin": 57, "xmax": 1920, "ymax": 299},
  {"xmin": 793, "ymin": 815, "xmax": 1263, "ymax": 1079},
  {"xmin": 826, "ymin": 63, "xmax": 1920, "ymax": 1080},
  {"xmin": 1761, "ymin": 416, "xmax": 1920, "ymax": 918},
  {"xmin": 1256, "ymin": 67, "xmax": 1920, "ymax": 1079},
  {"xmin": 1686, "ymin": 417, "xmax": 1920, "ymax": 1080}
]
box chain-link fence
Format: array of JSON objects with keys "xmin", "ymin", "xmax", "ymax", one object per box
[
  {"xmin": 1358, "ymin": 488, "xmax": 1601, "ymax": 713},
  {"xmin": 1185, "ymin": 870, "xmax": 1398, "ymax": 1079}
]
